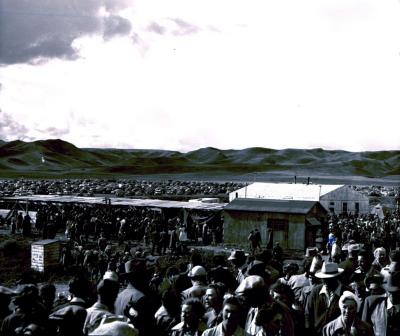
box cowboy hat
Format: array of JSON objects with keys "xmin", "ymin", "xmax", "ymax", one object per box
[
  {"xmin": 315, "ymin": 262, "xmax": 344, "ymax": 279},
  {"xmin": 305, "ymin": 247, "xmax": 318, "ymax": 258}
]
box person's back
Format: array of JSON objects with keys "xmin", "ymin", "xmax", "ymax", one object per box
[
  {"xmin": 49, "ymin": 277, "xmax": 89, "ymax": 336},
  {"xmin": 84, "ymin": 278, "xmax": 120, "ymax": 335},
  {"xmin": 114, "ymin": 259, "xmax": 155, "ymax": 335}
]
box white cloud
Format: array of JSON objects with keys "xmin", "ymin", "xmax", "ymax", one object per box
[{"xmin": 0, "ymin": 0, "xmax": 399, "ymax": 151}]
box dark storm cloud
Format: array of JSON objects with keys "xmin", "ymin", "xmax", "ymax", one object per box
[
  {"xmin": 0, "ymin": 0, "xmax": 133, "ymax": 65},
  {"xmin": 36, "ymin": 126, "xmax": 70, "ymax": 137},
  {"xmin": 0, "ymin": 110, "xmax": 31, "ymax": 140},
  {"xmin": 103, "ymin": 15, "xmax": 132, "ymax": 40}
]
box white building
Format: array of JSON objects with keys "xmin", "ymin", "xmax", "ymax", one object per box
[{"xmin": 229, "ymin": 182, "xmax": 369, "ymax": 215}]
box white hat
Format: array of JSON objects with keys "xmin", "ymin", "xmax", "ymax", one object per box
[
  {"xmin": 103, "ymin": 271, "xmax": 119, "ymax": 282},
  {"xmin": 315, "ymin": 262, "xmax": 344, "ymax": 279},
  {"xmin": 188, "ymin": 265, "xmax": 206, "ymax": 278},
  {"xmin": 347, "ymin": 244, "xmax": 360, "ymax": 253}
]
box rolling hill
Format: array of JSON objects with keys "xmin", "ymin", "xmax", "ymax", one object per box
[{"xmin": 0, "ymin": 139, "xmax": 399, "ymax": 180}]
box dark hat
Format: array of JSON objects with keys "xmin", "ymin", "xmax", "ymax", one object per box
[
  {"xmin": 124, "ymin": 259, "xmax": 146, "ymax": 276},
  {"xmin": 365, "ymin": 273, "xmax": 384, "ymax": 290},
  {"xmin": 97, "ymin": 279, "xmax": 119, "ymax": 295},
  {"xmin": 387, "ymin": 271, "xmax": 400, "ymax": 292},
  {"xmin": 228, "ymin": 250, "xmax": 248, "ymax": 261},
  {"xmin": 305, "ymin": 247, "xmax": 318, "ymax": 257},
  {"xmin": 235, "ymin": 275, "xmax": 265, "ymax": 294},
  {"xmin": 246, "ymin": 260, "xmax": 268, "ymax": 278}
]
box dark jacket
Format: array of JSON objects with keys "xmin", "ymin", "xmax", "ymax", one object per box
[
  {"xmin": 305, "ymin": 283, "xmax": 351, "ymax": 335},
  {"xmin": 49, "ymin": 299, "xmax": 87, "ymax": 336},
  {"xmin": 114, "ymin": 284, "xmax": 155, "ymax": 334}
]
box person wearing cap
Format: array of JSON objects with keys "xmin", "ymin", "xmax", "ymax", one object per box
[
  {"xmin": 304, "ymin": 262, "xmax": 351, "ymax": 336},
  {"xmin": 202, "ymin": 296, "xmax": 245, "ymax": 336},
  {"xmin": 228, "ymin": 250, "xmax": 248, "ymax": 286},
  {"xmin": 83, "ymin": 277, "xmax": 122, "ymax": 335},
  {"xmin": 362, "ymin": 270, "xmax": 400, "ymax": 336},
  {"xmin": 181, "ymin": 266, "xmax": 208, "ymax": 301},
  {"xmin": 235, "ymin": 275, "xmax": 294, "ymax": 336},
  {"xmin": 339, "ymin": 244, "xmax": 360, "ymax": 286},
  {"xmin": 322, "ymin": 291, "xmax": 373, "ymax": 336}
]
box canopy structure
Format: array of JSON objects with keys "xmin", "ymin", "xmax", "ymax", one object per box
[{"xmin": 0, "ymin": 195, "xmax": 226, "ymax": 212}]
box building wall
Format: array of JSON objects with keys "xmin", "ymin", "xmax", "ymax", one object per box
[
  {"xmin": 320, "ymin": 186, "xmax": 369, "ymax": 214},
  {"xmin": 223, "ymin": 211, "xmax": 306, "ymax": 251}
]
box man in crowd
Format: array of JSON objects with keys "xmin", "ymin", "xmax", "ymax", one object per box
[
  {"xmin": 202, "ymin": 296, "xmax": 244, "ymax": 336},
  {"xmin": 305, "ymin": 262, "xmax": 350, "ymax": 336},
  {"xmin": 115, "ymin": 259, "xmax": 155, "ymax": 335},
  {"xmin": 362, "ymin": 270, "xmax": 400, "ymax": 336}
]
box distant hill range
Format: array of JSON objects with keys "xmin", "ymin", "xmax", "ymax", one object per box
[{"xmin": 0, "ymin": 139, "xmax": 399, "ymax": 181}]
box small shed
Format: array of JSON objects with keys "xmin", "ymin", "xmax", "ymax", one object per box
[
  {"xmin": 31, "ymin": 239, "xmax": 60, "ymax": 272},
  {"xmin": 223, "ymin": 198, "xmax": 328, "ymax": 251}
]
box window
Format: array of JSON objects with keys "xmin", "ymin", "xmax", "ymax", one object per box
[
  {"xmin": 330, "ymin": 202, "xmax": 334, "ymax": 206},
  {"xmin": 355, "ymin": 202, "xmax": 360, "ymax": 214},
  {"xmin": 268, "ymin": 218, "xmax": 288, "ymax": 231},
  {"xmin": 342, "ymin": 202, "xmax": 348, "ymax": 213}
]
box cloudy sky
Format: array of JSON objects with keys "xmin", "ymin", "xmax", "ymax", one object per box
[{"xmin": 0, "ymin": 0, "xmax": 399, "ymax": 152}]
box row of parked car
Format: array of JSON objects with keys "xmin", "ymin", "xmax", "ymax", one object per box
[{"xmin": 0, "ymin": 179, "xmax": 246, "ymax": 198}]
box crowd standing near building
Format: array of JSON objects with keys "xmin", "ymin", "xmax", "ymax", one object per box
[{"xmin": 0, "ymin": 191, "xmax": 400, "ymax": 335}]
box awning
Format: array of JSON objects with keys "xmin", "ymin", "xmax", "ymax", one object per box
[{"xmin": 307, "ymin": 217, "xmax": 321, "ymax": 226}]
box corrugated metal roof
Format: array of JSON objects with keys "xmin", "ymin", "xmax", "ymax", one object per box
[
  {"xmin": 229, "ymin": 182, "xmax": 343, "ymax": 202},
  {"xmin": 1, "ymin": 195, "xmax": 226, "ymax": 211},
  {"xmin": 224, "ymin": 198, "xmax": 319, "ymax": 214}
]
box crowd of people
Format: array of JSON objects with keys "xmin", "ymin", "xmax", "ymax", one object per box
[{"xmin": 1, "ymin": 202, "xmax": 400, "ymax": 335}]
